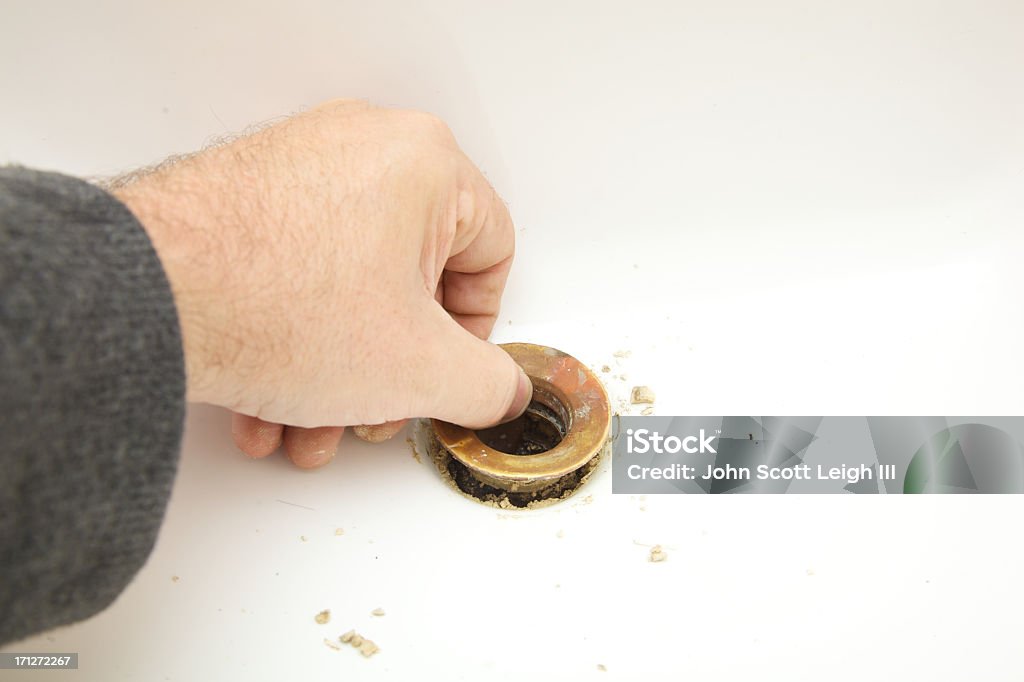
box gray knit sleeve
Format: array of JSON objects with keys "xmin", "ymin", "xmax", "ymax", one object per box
[{"xmin": 0, "ymin": 167, "xmax": 185, "ymax": 644}]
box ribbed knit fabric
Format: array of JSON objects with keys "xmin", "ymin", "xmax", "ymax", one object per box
[{"xmin": 0, "ymin": 167, "xmax": 185, "ymax": 644}]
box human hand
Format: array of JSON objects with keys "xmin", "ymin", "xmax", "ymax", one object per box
[{"xmin": 113, "ymin": 100, "xmax": 532, "ymax": 468}]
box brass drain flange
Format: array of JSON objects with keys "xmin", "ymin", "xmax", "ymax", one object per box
[{"xmin": 429, "ymin": 343, "xmax": 611, "ymax": 507}]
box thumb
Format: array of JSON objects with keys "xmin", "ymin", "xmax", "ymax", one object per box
[{"xmin": 419, "ymin": 310, "xmax": 533, "ymax": 429}]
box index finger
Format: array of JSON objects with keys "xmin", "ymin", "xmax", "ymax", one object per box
[{"xmin": 440, "ymin": 153, "xmax": 515, "ymax": 339}]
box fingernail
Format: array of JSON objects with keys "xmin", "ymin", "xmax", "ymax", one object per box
[{"xmin": 500, "ymin": 368, "xmax": 533, "ymax": 424}]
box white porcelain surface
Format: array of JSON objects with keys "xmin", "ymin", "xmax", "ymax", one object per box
[{"xmin": 3, "ymin": 1, "xmax": 1023, "ymax": 679}]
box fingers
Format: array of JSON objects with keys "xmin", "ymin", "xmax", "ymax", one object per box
[
  {"xmin": 232, "ymin": 413, "xmax": 284, "ymax": 458},
  {"xmin": 283, "ymin": 421, "xmax": 403, "ymax": 467},
  {"xmin": 353, "ymin": 420, "xmax": 407, "ymax": 443},
  {"xmin": 432, "ymin": 153, "xmax": 515, "ymax": 343},
  {"xmin": 234, "ymin": 417, "xmax": 346, "ymax": 470},
  {"xmin": 411, "ymin": 155, "xmax": 525, "ymax": 428},
  {"xmin": 235, "ymin": 414, "xmax": 400, "ymax": 470},
  {"xmin": 441, "ymin": 261, "xmax": 512, "ymax": 339},
  {"xmin": 445, "ymin": 152, "xmax": 515, "ymax": 279},
  {"xmin": 418, "ymin": 305, "xmax": 532, "ymax": 429},
  {"xmin": 283, "ymin": 426, "xmax": 344, "ymax": 469}
]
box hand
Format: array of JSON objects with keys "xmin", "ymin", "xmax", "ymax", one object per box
[{"xmin": 114, "ymin": 100, "xmax": 532, "ymax": 468}]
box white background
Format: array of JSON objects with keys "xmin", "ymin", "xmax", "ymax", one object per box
[{"xmin": 3, "ymin": 1, "xmax": 1023, "ymax": 679}]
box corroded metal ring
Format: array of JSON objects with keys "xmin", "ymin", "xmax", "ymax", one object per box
[{"xmin": 431, "ymin": 343, "xmax": 611, "ymax": 495}]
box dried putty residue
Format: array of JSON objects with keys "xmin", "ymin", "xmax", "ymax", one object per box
[
  {"xmin": 314, "ymin": 609, "xmax": 330, "ymax": 625},
  {"xmin": 649, "ymin": 545, "xmax": 668, "ymax": 563},
  {"xmin": 631, "ymin": 386, "xmax": 655, "ymax": 404},
  {"xmin": 340, "ymin": 630, "xmax": 380, "ymax": 658},
  {"xmin": 353, "ymin": 424, "xmax": 384, "ymax": 442},
  {"xmin": 405, "ymin": 436, "xmax": 423, "ymax": 464}
]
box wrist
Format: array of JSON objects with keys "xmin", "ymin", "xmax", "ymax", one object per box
[{"xmin": 113, "ymin": 175, "xmax": 223, "ymax": 405}]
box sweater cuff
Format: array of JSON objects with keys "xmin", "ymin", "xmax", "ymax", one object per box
[{"xmin": 0, "ymin": 167, "xmax": 185, "ymax": 644}]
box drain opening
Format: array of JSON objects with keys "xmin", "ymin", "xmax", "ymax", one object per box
[
  {"xmin": 476, "ymin": 396, "xmax": 567, "ymax": 455},
  {"xmin": 426, "ymin": 344, "xmax": 611, "ymax": 508},
  {"xmin": 424, "ymin": 423, "xmax": 603, "ymax": 509}
]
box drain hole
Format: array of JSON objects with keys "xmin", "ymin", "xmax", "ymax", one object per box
[
  {"xmin": 476, "ymin": 399, "xmax": 566, "ymax": 455},
  {"xmin": 424, "ymin": 421, "xmax": 602, "ymax": 509}
]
